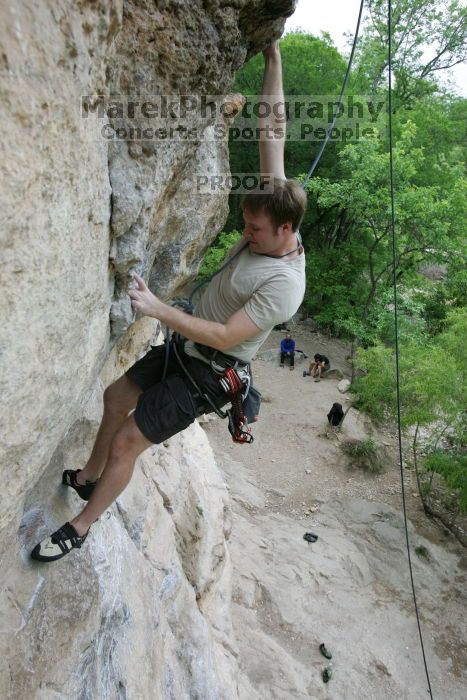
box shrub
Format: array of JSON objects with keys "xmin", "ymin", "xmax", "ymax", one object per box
[
  {"xmin": 341, "ymin": 437, "xmax": 384, "ymax": 474},
  {"xmin": 197, "ymin": 230, "xmax": 242, "ymax": 280}
]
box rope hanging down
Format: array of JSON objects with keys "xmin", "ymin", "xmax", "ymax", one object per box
[
  {"xmin": 387, "ymin": 1, "xmax": 434, "ymax": 697},
  {"xmin": 301, "ymin": 0, "xmax": 365, "ymax": 189},
  {"xmin": 162, "ymin": 0, "xmax": 367, "ymax": 365}
]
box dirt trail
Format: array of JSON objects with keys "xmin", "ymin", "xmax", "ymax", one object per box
[{"xmin": 202, "ymin": 325, "xmax": 467, "ymax": 700}]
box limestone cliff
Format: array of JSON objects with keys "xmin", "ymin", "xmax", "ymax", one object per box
[{"xmin": 0, "ymin": 1, "xmax": 296, "ymax": 697}]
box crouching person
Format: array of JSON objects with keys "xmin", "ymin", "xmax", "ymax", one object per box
[
  {"xmin": 327, "ymin": 402, "xmax": 344, "ymax": 428},
  {"xmin": 309, "ymin": 353, "xmax": 330, "ymax": 382}
]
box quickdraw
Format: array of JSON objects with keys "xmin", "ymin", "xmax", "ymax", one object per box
[
  {"xmin": 171, "ymin": 339, "xmax": 255, "ymax": 445},
  {"xmin": 219, "ymin": 367, "xmax": 254, "ymax": 444}
]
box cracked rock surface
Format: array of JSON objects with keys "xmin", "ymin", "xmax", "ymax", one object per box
[{"xmin": 1, "ymin": 1, "xmax": 295, "ymax": 697}]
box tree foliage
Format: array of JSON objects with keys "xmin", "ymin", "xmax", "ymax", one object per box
[
  {"xmin": 353, "ymin": 310, "xmax": 467, "ymax": 521},
  {"xmin": 302, "ymin": 121, "xmax": 466, "ymax": 342},
  {"xmin": 354, "ymin": 0, "xmax": 467, "ymax": 107},
  {"xmin": 197, "ymin": 230, "xmax": 242, "ymax": 280}
]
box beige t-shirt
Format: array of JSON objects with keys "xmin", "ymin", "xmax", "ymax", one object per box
[{"xmin": 185, "ymin": 242, "xmax": 306, "ymax": 363}]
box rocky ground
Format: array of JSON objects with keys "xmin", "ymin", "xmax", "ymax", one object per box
[{"xmin": 202, "ymin": 324, "xmax": 467, "ymax": 700}]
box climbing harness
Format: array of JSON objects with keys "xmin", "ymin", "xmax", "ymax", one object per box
[
  {"xmin": 194, "ymin": 341, "xmax": 261, "ymax": 443},
  {"xmin": 158, "ymin": 240, "xmax": 260, "ymax": 444},
  {"xmin": 171, "ymin": 336, "xmax": 259, "ymax": 444}
]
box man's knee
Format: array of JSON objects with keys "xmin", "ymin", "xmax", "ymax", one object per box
[
  {"xmin": 109, "ymin": 417, "xmax": 151, "ymax": 460},
  {"xmin": 104, "ymin": 375, "xmax": 142, "ymax": 414}
]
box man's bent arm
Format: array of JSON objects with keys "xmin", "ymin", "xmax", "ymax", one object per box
[
  {"xmin": 128, "ymin": 274, "xmax": 260, "ymax": 352},
  {"xmin": 259, "ymin": 42, "xmax": 286, "ymax": 180}
]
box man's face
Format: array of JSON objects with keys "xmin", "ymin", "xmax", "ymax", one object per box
[{"xmin": 242, "ymin": 208, "xmax": 291, "ymax": 254}]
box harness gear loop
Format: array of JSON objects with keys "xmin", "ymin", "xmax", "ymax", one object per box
[
  {"xmin": 172, "ymin": 338, "xmax": 227, "ymax": 420},
  {"xmin": 172, "ymin": 338, "xmax": 254, "ymax": 445},
  {"xmin": 220, "ymin": 368, "xmax": 254, "ymax": 445}
]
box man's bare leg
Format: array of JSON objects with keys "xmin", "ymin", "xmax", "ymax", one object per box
[
  {"xmin": 76, "ymin": 375, "xmax": 142, "ymax": 484},
  {"xmin": 71, "ymin": 413, "xmax": 152, "ymax": 536}
]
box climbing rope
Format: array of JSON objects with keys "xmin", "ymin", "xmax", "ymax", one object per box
[
  {"xmin": 302, "ymin": 0, "xmax": 365, "ymax": 189},
  {"xmin": 298, "ymin": 0, "xmax": 435, "ymax": 692},
  {"xmin": 387, "ymin": 1, "xmax": 434, "ymax": 697}
]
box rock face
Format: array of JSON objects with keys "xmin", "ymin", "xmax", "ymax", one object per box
[
  {"xmin": 12, "ymin": 416, "xmax": 236, "ymax": 700},
  {"xmin": 0, "ymin": 1, "xmax": 296, "ymax": 697}
]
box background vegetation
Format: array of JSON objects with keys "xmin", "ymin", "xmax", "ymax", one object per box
[{"xmin": 200, "ymin": 0, "xmax": 467, "ymax": 535}]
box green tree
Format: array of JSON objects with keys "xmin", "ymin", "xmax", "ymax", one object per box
[
  {"xmin": 353, "ymin": 309, "xmax": 467, "ymax": 537},
  {"xmin": 302, "ymin": 120, "xmax": 466, "ymax": 343},
  {"xmin": 396, "ymin": 96, "xmax": 467, "ymax": 188},
  {"xmin": 197, "ymin": 230, "xmax": 242, "ymax": 279},
  {"xmin": 354, "ymin": 0, "xmax": 467, "ymax": 107}
]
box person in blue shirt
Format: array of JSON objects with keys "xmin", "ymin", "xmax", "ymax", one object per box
[{"xmin": 280, "ymin": 332, "xmax": 295, "ymax": 370}]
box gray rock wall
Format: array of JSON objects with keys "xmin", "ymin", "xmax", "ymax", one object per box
[{"xmin": 0, "ymin": 0, "xmax": 296, "ymax": 697}]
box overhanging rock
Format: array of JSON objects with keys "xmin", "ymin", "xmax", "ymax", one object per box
[{"xmin": 1, "ymin": 0, "xmax": 296, "ymax": 697}]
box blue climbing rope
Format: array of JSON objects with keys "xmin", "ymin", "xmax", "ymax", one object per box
[{"xmin": 302, "ymin": 0, "xmax": 365, "ymax": 188}]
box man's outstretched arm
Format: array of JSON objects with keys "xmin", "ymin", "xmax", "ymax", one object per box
[
  {"xmin": 259, "ymin": 42, "xmax": 286, "ymax": 181},
  {"xmin": 128, "ymin": 274, "xmax": 260, "ymax": 351}
]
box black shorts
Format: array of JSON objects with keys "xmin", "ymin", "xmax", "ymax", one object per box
[{"xmin": 126, "ymin": 342, "xmax": 227, "ymax": 445}]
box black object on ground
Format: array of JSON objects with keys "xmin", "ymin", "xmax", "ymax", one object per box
[
  {"xmin": 322, "ymin": 667, "xmax": 332, "ymax": 683},
  {"xmin": 327, "ymin": 402, "xmax": 344, "ymax": 427},
  {"xmin": 319, "ymin": 643, "xmax": 332, "ymax": 659},
  {"xmin": 303, "ymin": 532, "xmax": 318, "ymax": 543}
]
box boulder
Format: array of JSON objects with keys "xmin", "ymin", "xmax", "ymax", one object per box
[
  {"xmin": 255, "ymin": 348, "xmax": 306, "ymax": 364},
  {"xmin": 338, "ymin": 378, "xmax": 352, "ymax": 393}
]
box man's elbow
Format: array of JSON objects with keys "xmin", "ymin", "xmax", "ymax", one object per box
[
  {"xmin": 206, "ymin": 325, "xmax": 231, "ymax": 352},
  {"xmin": 214, "ymin": 336, "xmax": 231, "ymax": 353}
]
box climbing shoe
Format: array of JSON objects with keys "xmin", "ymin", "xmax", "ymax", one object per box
[
  {"xmin": 30, "ymin": 522, "xmax": 89, "ymax": 562},
  {"xmin": 319, "ymin": 643, "xmax": 332, "ymax": 660},
  {"xmin": 62, "ymin": 469, "xmax": 97, "ymax": 501},
  {"xmin": 322, "ymin": 667, "xmax": 332, "ymax": 683}
]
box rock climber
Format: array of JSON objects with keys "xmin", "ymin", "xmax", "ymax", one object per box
[{"xmin": 31, "ymin": 40, "xmax": 307, "ymax": 562}]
